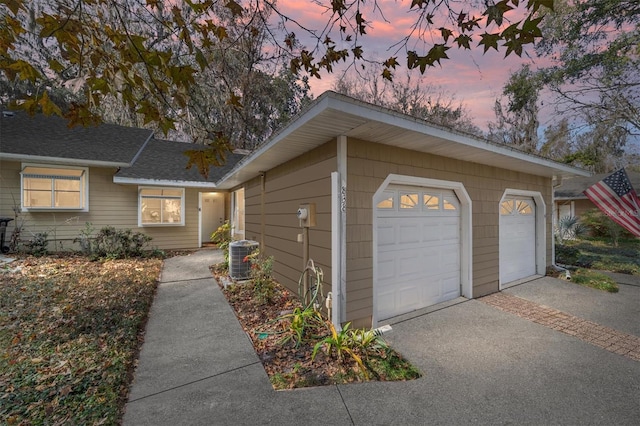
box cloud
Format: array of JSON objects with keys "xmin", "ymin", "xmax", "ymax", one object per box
[{"xmin": 275, "ymin": 0, "xmax": 546, "ymax": 130}]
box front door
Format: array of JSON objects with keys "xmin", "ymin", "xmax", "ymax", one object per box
[{"xmin": 201, "ymin": 192, "xmax": 224, "ymax": 244}]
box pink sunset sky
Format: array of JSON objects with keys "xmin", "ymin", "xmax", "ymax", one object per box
[{"xmin": 272, "ymin": 0, "xmax": 549, "ymax": 131}]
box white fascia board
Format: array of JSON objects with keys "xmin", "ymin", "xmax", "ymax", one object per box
[
  {"xmin": 324, "ymin": 95, "xmax": 591, "ymax": 178},
  {"xmin": 215, "ymin": 91, "xmax": 590, "ymax": 188},
  {"xmin": 113, "ymin": 176, "xmax": 217, "ymax": 188},
  {"xmin": 554, "ymin": 195, "xmax": 589, "ymax": 201},
  {"xmin": 215, "ymin": 96, "xmax": 332, "ymax": 189},
  {"xmin": 0, "ymin": 152, "xmax": 130, "ymax": 168}
]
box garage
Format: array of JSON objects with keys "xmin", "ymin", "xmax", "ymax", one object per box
[
  {"xmin": 375, "ymin": 185, "xmax": 461, "ymax": 320},
  {"xmin": 499, "ymin": 196, "xmax": 537, "ymax": 285}
]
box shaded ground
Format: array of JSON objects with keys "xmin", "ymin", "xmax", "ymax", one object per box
[{"xmin": 0, "ymin": 255, "xmax": 162, "ymax": 425}]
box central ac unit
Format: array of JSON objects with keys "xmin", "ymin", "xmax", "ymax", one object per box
[{"xmin": 229, "ymin": 240, "xmax": 259, "ymax": 280}]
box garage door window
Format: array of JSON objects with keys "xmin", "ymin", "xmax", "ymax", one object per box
[
  {"xmin": 423, "ymin": 193, "xmax": 440, "ymax": 210},
  {"xmin": 400, "ymin": 192, "xmax": 419, "ymax": 209},
  {"xmin": 443, "ymin": 195, "xmax": 459, "ymax": 211},
  {"xmin": 376, "ymin": 191, "xmax": 395, "ymax": 209},
  {"xmin": 501, "ymin": 199, "xmax": 534, "ymax": 216}
]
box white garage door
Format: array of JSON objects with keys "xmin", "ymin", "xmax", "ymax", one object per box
[
  {"xmin": 499, "ymin": 197, "xmax": 536, "ymax": 284},
  {"xmin": 376, "ymin": 186, "xmax": 461, "ymax": 321}
]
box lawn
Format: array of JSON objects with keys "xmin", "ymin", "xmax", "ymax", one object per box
[
  {"xmin": 556, "ymin": 237, "xmax": 640, "ymax": 275},
  {"xmin": 0, "ymin": 255, "xmax": 162, "ymax": 425},
  {"xmin": 554, "ymin": 236, "xmax": 640, "ymax": 292}
]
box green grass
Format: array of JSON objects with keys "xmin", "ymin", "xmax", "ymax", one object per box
[
  {"xmin": 0, "ymin": 256, "xmax": 162, "ymax": 424},
  {"xmin": 570, "ymin": 269, "xmax": 619, "ymax": 293},
  {"xmin": 558, "ymin": 237, "xmax": 640, "ymax": 275}
]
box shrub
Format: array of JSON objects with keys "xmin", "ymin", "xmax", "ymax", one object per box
[
  {"xmin": 24, "ymin": 232, "xmax": 49, "ymax": 256},
  {"xmin": 554, "ymin": 215, "xmax": 588, "ymax": 244},
  {"xmin": 211, "ymin": 221, "xmax": 232, "ymax": 265},
  {"xmin": 555, "ymin": 244, "xmax": 579, "ymax": 265},
  {"xmin": 581, "ymin": 209, "xmax": 633, "ymax": 246},
  {"xmin": 245, "ymin": 251, "xmax": 276, "ymax": 304},
  {"xmin": 75, "ymin": 226, "xmax": 152, "ymax": 259}
]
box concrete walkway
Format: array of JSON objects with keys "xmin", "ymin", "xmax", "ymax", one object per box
[{"xmin": 124, "ymin": 251, "xmax": 640, "ymax": 425}]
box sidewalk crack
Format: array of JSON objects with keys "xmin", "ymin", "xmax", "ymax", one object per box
[{"xmin": 127, "ymin": 360, "xmax": 263, "ymax": 403}]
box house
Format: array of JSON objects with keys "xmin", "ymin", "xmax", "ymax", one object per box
[
  {"xmin": 214, "ymin": 91, "xmax": 590, "ymax": 328},
  {"xmin": 0, "ymin": 111, "xmax": 244, "ymax": 251},
  {"xmin": 554, "ymin": 171, "xmax": 640, "ymax": 223}
]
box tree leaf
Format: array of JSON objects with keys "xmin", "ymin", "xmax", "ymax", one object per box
[
  {"xmin": 527, "ymin": 0, "xmax": 555, "ymax": 14},
  {"xmin": 439, "ymin": 27, "xmax": 454, "ymax": 43},
  {"xmin": 478, "ymin": 32, "xmax": 501, "ymax": 53},
  {"xmin": 225, "ymin": 0, "xmax": 244, "ymax": 17},
  {"xmin": 454, "ymin": 34, "xmax": 472, "ymax": 49},
  {"xmin": 8, "ymin": 59, "xmax": 41, "ymax": 82},
  {"xmin": 38, "ymin": 91, "xmax": 62, "ymax": 116}
]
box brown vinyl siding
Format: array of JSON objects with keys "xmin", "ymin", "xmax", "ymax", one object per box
[
  {"xmin": 0, "ymin": 160, "xmax": 208, "ymax": 251},
  {"xmin": 345, "ymin": 139, "xmax": 552, "ymax": 325},
  {"xmin": 243, "ymin": 141, "xmax": 336, "ymax": 296}
]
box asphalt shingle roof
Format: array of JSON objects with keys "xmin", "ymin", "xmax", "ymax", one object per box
[
  {"xmin": 0, "ymin": 111, "xmax": 244, "ymax": 184},
  {"xmin": 115, "ymin": 139, "xmax": 245, "ymax": 184},
  {"xmin": 0, "ymin": 111, "xmax": 152, "ymax": 165},
  {"xmin": 555, "ymin": 171, "xmax": 640, "ymax": 198}
]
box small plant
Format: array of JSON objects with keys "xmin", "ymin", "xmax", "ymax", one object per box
[
  {"xmin": 278, "ymin": 306, "xmax": 324, "ymax": 348},
  {"xmin": 350, "ymin": 328, "xmax": 389, "ymax": 357},
  {"xmin": 312, "ymin": 321, "xmax": 368, "ymax": 379},
  {"xmin": 245, "ymin": 250, "xmax": 276, "ymax": 304},
  {"xmin": 211, "ymin": 221, "xmax": 232, "ymax": 263},
  {"xmin": 554, "ymin": 216, "xmax": 588, "ymax": 244},
  {"xmin": 74, "ymin": 222, "xmax": 96, "ymax": 254},
  {"xmin": 25, "ymin": 232, "xmax": 49, "ymax": 256}
]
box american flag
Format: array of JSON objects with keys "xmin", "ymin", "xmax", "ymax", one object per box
[{"xmin": 583, "ymin": 168, "xmax": 640, "ymax": 237}]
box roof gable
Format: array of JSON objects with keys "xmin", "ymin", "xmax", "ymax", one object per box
[
  {"xmin": 215, "ymin": 91, "xmax": 590, "ymax": 189},
  {"xmin": 0, "ymin": 111, "xmax": 153, "ymax": 166}
]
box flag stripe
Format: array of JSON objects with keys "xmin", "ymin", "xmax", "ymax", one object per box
[
  {"xmin": 584, "ymin": 184, "xmax": 640, "ymax": 235},
  {"xmin": 584, "ymin": 186, "xmax": 640, "ymax": 235},
  {"xmin": 583, "ymin": 169, "xmax": 640, "ymax": 237}
]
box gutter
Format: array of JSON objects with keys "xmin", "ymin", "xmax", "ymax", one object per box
[
  {"xmin": 0, "ymin": 153, "xmax": 130, "ymax": 168},
  {"xmin": 112, "ymin": 176, "xmax": 218, "ymax": 188}
]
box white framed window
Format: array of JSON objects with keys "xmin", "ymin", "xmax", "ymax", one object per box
[
  {"xmin": 21, "ymin": 164, "xmax": 88, "ymax": 211},
  {"xmin": 139, "ymin": 187, "xmax": 185, "ymax": 226},
  {"xmin": 231, "ymin": 188, "xmax": 245, "ymax": 238}
]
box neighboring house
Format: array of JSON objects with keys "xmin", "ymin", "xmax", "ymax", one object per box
[
  {"xmin": 554, "ymin": 172, "xmax": 640, "ymax": 224},
  {"xmin": 215, "ymin": 91, "xmax": 590, "ymax": 328},
  {"xmin": 0, "ymin": 111, "xmax": 244, "ymax": 250}
]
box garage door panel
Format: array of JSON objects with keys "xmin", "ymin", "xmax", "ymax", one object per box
[
  {"xmin": 398, "ymin": 255, "xmax": 423, "ymax": 279},
  {"xmin": 422, "ymin": 280, "xmax": 440, "ymax": 299},
  {"xmin": 500, "ymin": 197, "xmax": 536, "ymax": 284},
  {"xmin": 377, "ymin": 223, "xmax": 395, "ymax": 247},
  {"xmin": 396, "ymin": 287, "xmax": 422, "ymax": 311},
  {"xmin": 376, "ymin": 186, "xmax": 462, "ymax": 320},
  {"xmin": 399, "ymin": 223, "xmax": 421, "ymax": 244},
  {"xmin": 377, "ymin": 256, "xmax": 395, "ymax": 281}
]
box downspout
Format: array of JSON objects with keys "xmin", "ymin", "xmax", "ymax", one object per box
[
  {"xmin": 260, "ymin": 172, "xmax": 266, "ymax": 250},
  {"xmin": 331, "ymin": 135, "xmax": 348, "ymax": 329},
  {"xmin": 551, "ymin": 176, "xmax": 571, "ymax": 280}
]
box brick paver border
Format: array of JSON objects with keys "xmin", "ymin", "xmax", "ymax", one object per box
[{"xmin": 479, "ymin": 292, "xmax": 640, "ymax": 362}]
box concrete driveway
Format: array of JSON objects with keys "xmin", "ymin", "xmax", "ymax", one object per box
[{"xmin": 124, "ymin": 251, "xmax": 640, "ymax": 425}]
